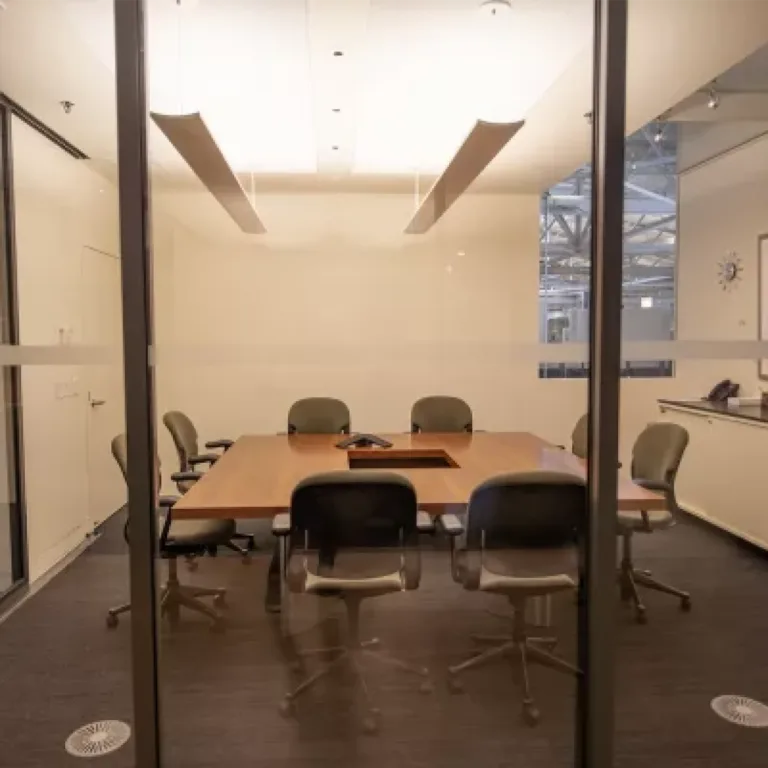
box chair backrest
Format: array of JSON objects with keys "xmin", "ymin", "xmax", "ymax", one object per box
[
  {"xmin": 411, "ymin": 396, "xmax": 472, "ymax": 433},
  {"xmin": 463, "ymin": 471, "xmax": 586, "ymax": 552},
  {"xmin": 287, "ymin": 397, "xmax": 350, "ymax": 434},
  {"xmin": 163, "ymin": 410, "xmax": 199, "ymax": 470},
  {"xmin": 289, "ymin": 471, "xmax": 420, "ymax": 587},
  {"xmin": 631, "ymin": 422, "xmax": 689, "ymax": 487},
  {"xmin": 112, "ymin": 432, "xmax": 162, "ymax": 492},
  {"xmin": 111, "ymin": 433, "xmax": 129, "ymax": 482},
  {"xmin": 571, "ymin": 413, "xmax": 589, "ymax": 459}
]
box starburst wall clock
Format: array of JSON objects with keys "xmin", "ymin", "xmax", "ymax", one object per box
[{"xmin": 717, "ymin": 252, "xmax": 743, "ymax": 290}]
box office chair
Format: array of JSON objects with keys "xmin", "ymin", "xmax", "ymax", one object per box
[
  {"xmin": 619, "ymin": 422, "xmax": 691, "ymax": 623},
  {"xmin": 441, "ymin": 471, "xmax": 584, "ymax": 725},
  {"xmin": 106, "ymin": 434, "xmax": 234, "ymax": 631},
  {"xmin": 287, "ymin": 397, "xmax": 350, "ymax": 434},
  {"xmin": 411, "ymin": 395, "xmax": 473, "ymax": 432},
  {"xmin": 273, "ymin": 471, "xmax": 434, "ymax": 734},
  {"xmin": 163, "ymin": 410, "xmax": 254, "ymax": 557}
]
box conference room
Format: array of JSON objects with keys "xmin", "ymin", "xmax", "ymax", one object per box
[{"xmin": 1, "ymin": 0, "xmax": 768, "ymax": 766}]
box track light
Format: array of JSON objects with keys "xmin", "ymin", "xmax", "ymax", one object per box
[
  {"xmin": 707, "ymin": 86, "xmax": 720, "ymax": 110},
  {"xmin": 653, "ymin": 125, "xmax": 664, "ymax": 144}
]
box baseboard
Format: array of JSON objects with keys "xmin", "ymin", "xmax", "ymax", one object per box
[
  {"xmin": 678, "ymin": 501, "xmax": 768, "ymax": 555},
  {"xmin": 29, "ymin": 524, "xmax": 93, "ymax": 584}
]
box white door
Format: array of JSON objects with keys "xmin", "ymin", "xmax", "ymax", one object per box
[{"xmin": 81, "ymin": 246, "xmax": 125, "ymax": 529}]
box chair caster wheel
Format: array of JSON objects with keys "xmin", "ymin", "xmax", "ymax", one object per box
[
  {"xmin": 419, "ymin": 680, "xmax": 434, "ymax": 694},
  {"xmin": 106, "ymin": 613, "xmax": 118, "ymax": 629},
  {"xmin": 362, "ymin": 715, "xmax": 380, "ymax": 735},
  {"xmin": 635, "ymin": 606, "xmax": 647, "ymax": 624},
  {"xmin": 447, "ymin": 675, "xmax": 464, "ymax": 693},
  {"xmin": 213, "ymin": 593, "xmax": 226, "ymax": 608},
  {"xmin": 681, "ymin": 596, "xmax": 692, "ymax": 611},
  {"xmin": 279, "ymin": 699, "xmax": 295, "ymax": 719},
  {"xmin": 522, "ymin": 703, "xmax": 540, "ymax": 726}
]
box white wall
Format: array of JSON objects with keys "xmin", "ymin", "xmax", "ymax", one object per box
[
  {"xmin": 677, "ymin": 132, "xmax": 768, "ymax": 397},
  {"xmin": 152, "ymin": 191, "xmax": 674, "ymax": 468},
  {"xmin": 12, "ymin": 118, "xmax": 120, "ymax": 582}
]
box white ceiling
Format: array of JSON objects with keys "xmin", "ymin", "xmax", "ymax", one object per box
[
  {"xmin": 2, "ymin": 0, "xmax": 768, "ymax": 226},
  {"xmin": 56, "ymin": 0, "xmax": 590, "ymax": 179}
]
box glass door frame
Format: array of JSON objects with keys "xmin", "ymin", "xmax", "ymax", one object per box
[{"xmin": 112, "ymin": 0, "xmax": 629, "ymax": 765}]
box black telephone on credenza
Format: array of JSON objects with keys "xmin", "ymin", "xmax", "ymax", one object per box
[
  {"xmin": 706, "ymin": 379, "xmax": 740, "ymax": 403},
  {"xmin": 336, "ymin": 433, "xmax": 393, "ymax": 449}
]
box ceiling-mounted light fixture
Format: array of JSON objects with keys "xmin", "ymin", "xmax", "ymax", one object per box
[
  {"xmin": 405, "ymin": 119, "xmax": 524, "ymax": 234},
  {"xmin": 480, "ymin": 0, "xmax": 513, "ymax": 17},
  {"xmin": 707, "ymin": 83, "xmax": 720, "ymax": 110},
  {"xmin": 653, "ymin": 124, "xmax": 664, "ymax": 144},
  {"xmin": 151, "ymin": 112, "xmax": 266, "ymax": 234}
]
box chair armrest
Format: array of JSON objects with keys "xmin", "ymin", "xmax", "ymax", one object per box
[
  {"xmin": 170, "ymin": 470, "xmax": 202, "ymax": 484},
  {"xmin": 438, "ymin": 513, "xmax": 464, "ymax": 536},
  {"xmin": 188, "ymin": 453, "xmax": 219, "ymax": 467},
  {"xmin": 272, "ymin": 513, "xmax": 291, "ymax": 536},
  {"xmin": 417, "ymin": 510, "xmax": 435, "ymax": 534},
  {"xmin": 205, "ymin": 439, "xmax": 233, "ymax": 451},
  {"xmin": 158, "ymin": 495, "xmax": 178, "ymax": 509}
]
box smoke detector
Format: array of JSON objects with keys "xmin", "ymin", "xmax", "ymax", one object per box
[{"xmin": 480, "ymin": 0, "xmax": 513, "ymax": 17}]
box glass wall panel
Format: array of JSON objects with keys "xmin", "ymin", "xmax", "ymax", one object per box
[
  {"xmin": 146, "ymin": 0, "xmax": 601, "ymax": 766},
  {"xmin": 0, "ymin": 1, "xmax": 132, "ymax": 764},
  {"xmin": 617, "ymin": 1, "xmax": 768, "ymax": 765}
]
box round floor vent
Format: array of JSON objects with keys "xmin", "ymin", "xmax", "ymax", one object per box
[
  {"xmin": 711, "ymin": 695, "xmax": 768, "ymax": 727},
  {"xmin": 65, "ymin": 720, "xmax": 131, "ymax": 757}
]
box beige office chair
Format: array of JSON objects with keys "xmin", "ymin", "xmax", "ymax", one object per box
[
  {"xmin": 287, "ymin": 397, "xmax": 350, "ymax": 434},
  {"xmin": 163, "ymin": 410, "xmax": 254, "ymax": 557},
  {"xmin": 441, "ymin": 471, "xmax": 583, "ymax": 725},
  {"xmin": 107, "ymin": 434, "xmax": 233, "ymax": 631},
  {"xmin": 619, "ymin": 422, "xmax": 691, "ymax": 623},
  {"xmin": 571, "ymin": 413, "xmax": 589, "ymax": 459},
  {"xmin": 411, "ymin": 395, "xmax": 473, "ymax": 432},
  {"xmin": 273, "ymin": 471, "xmax": 434, "ymax": 734}
]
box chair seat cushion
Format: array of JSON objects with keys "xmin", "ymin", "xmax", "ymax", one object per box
[
  {"xmin": 479, "ymin": 566, "xmax": 575, "ymax": 596},
  {"xmin": 304, "ymin": 568, "xmax": 404, "ymax": 595},
  {"xmin": 454, "ymin": 547, "xmax": 577, "ymax": 596},
  {"xmin": 617, "ymin": 508, "xmax": 674, "ymax": 531},
  {"xmin": 166, "ymin": 518, "xmax": 236, "ymax": 549}
]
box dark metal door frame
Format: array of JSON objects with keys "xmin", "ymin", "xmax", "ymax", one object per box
[
  {"xmin": 0, "ymin": 98, "xmax": 29, "ymax": 604},
  {"xmin": 110, "ymin": 0, "xmax": 630, "ymax": 764}
]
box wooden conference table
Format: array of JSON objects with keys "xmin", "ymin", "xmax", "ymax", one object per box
[{"xmin": 172, "ymin": 431, "xmax": 664, "ymax": 520}]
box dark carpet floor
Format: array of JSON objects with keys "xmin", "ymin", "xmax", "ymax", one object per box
[{"xmin": 1, "ymin": 511, "xmax": 767, "ymax": 767}]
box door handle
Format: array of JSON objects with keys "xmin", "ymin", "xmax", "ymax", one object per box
[{"xmin": 90, "ymin": 398, "xmax": 106, "ymax": 408}]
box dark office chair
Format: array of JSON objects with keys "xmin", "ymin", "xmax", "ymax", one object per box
[
  {"xmin": 106, "ymin": 434, "xmax": 234, "ymax": 631},
  {"xmin": 273, "ymin": 471, "xmax": 434, "ymax": 734},
  {"xmin": 163, "ymin": 410, "xmax": 254, "ymax": 557},
  {"xmin": 287, "ymin": 397, "xmax": 350, "ymax": 434},
  {"xmin": 619, "ymin": 422, "xmax": 691, "ymax": 623},
  {"xmin": 411, "ymin": 395, "xmax": 473, "ymax": 432},
  {"xmin": 441, "ymin": 471, "xmax": 584, "ymax": 725}
]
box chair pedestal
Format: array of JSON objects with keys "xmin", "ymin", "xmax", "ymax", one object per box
[
  {"xmin": 106, "ymin": 557, "xmax": 226, "ymax": 631},
  {"xmin": 279, "ymin": 597, "xmax": 432, "ymax": 734},
  {"xmin": 618, "ymin": 531, "xmax": 691, "ymax": 624},
  {"xmin": 447, "ymin": 603, "xmax": 578, "ymax": 725}
]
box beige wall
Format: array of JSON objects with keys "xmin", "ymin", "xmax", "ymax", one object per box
[
  {"xmin": 152, "ymin": 191, "xmax": 673, "ymax": 468},
  {"xmin": 13, "ymin": 118, "xmax": 120, "ymax": 581}
]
